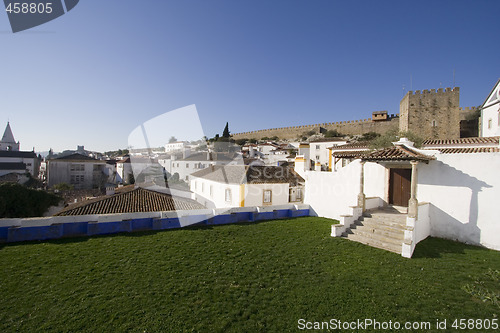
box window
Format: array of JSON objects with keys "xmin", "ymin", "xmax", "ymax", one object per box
[
  {"xmin": 194, "ymin": 181, "xmax": 197, "ymax": 190},
  {"xmin": 186, "ymin": 163, "xmax": 189, "ymax": 168},
  {"xmin": 210, "ymin": 185, "xmax": 213, "ymax": 197},
  {"xmin": 201, "ymin": 182, "xmax": 204, "ymax": 193},
  {"xmin": 263, "ymin": 190, "xmax": 272, "ymax": 204},
  {"xmin": 70, "ymin": 164, "xmax": 84, "ymax": 171},
  {"xmin": 296, "ymin": 188, "xmax": 302, "ymax": 200},
  {"xmin": 431, "ymin": 120, "xmax": 437, "ymax": 127},
  {"xmin": 316, "ymin": 155, "xmax": 320, "ymax": 160},
  {"xmin": 316, "ymin": 145, "xmax": 320, "ymax": 150},
  {"xmin": 70, "ymin": 175, "xmax": 85, "ymax": 184},
  {"xmin": 488, "ymin": 119, "xmax": 492, "ymax": 130},
  {"xmin": 225, "ymin": 188, "xmax": 232, "ymax": 202}
]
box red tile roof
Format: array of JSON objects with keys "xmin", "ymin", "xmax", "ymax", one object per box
[
  {"xmin": 436, "ymin": 147, "xmax": 500, "ymax": 154},
  {"xmin": 55, "ymin": 187, "xmax": 205, "ymax": 216},
  {"xmin": 328, "ymin": 142, "xmax": 370, "ymax": 150},
  {"xmin": 362, "ymin": 145, "xmax": 435, "ymax": 162},
  {"xmin": 422, "ymin": 136, "xmax": 499, "ymax": 146}
]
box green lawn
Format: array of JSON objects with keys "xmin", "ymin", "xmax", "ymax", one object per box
[{"xmin": 0, "ymin": 217, "xmax": 499, "ymax": 332}]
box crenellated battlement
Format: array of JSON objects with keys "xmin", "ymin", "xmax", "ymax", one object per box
[
  {"xmin": 233, "ymin": 112, "xmax": 399, "ymax": 139},
  {"xmin": 407, "ymin": 87, "xmax": 459, "ymax": 96}
]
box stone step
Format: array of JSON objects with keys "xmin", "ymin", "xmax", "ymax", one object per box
[
  {"xmin": 363, "ymin": 213, "xmax": 407, "ymax": 223},
  {"xmin": 346, "ymin": 228, "xmax": 404, "ymax": 247},
  {"xmin": 342, "ymin": 233, "xmax": 402, "ymax": 254},
  {"xmin": 355, "ymin": 218, "xmax": 406, "ymax": 231},
  {"xmin": 350, "ymin": 223, "xmax": 405, "ymax": 241}
]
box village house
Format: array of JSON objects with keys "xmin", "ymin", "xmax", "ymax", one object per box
[
  {"xmin": 47, "ymin": 153, "xmax": 107, "ymax": 190},
  {"xmin": 190, "ymin": 165, "xmax": 304, "ymax": 209},
  {"xmin": 159, "ymin": 151, "xmax": 242, "ymax": 183},
  {"xmin": 480, "ymin": 78, "xmax": 500, "ymax": 137}
]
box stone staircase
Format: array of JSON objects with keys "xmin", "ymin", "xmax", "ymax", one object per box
[{"xmin": 341, "ymin": 206, "xmax": 407, "ymax": 254}]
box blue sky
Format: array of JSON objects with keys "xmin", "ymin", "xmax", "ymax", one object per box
[{"xmin": 1, "ymin": 0, "xmax": 499, "ymax": 152}]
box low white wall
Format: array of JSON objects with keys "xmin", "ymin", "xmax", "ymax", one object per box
[
  {"xmin": 304, "ymin": 160, "xmax": 386, "ymax": 220},
  {"xmin": 417, "ymin": 152, "xmax": 500, "ymax": 250},
  {"xmin": 0, "ymin": 204, "xmax": 310, "ymax": 229}
]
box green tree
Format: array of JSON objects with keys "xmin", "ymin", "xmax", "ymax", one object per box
[
  {"xmin": 324, "ymin": 129, "xmax": 342, "ymax": 138},
  {"xmin": 0, "ymin": 183, "xmax": 61, "ymax": 218},
  {"xmin": 370, "ymin": 129, "xmax": 423, "ymax": 149},
  {"xmin": 53, "ymin": 183, "xmax": 74, "ymax": 191},
  {"xmin": 359, "ymin": 131, "xmax": 380, "ymax": 141},
  {"xmin": 222, "ymin": 122, "xmax": 230, "ymax": 138}
]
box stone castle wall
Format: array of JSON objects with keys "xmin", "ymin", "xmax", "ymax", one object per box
[
  {"xmin": 232, "ymin": 87, "xmax": 478, "ymax": 141},
  {"xmin": 232, "ymin": 115, "xmax": 400, "ymax": 140}
]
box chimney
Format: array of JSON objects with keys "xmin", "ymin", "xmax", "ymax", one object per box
[
  {"xmin": 249, "ymin": 145, "xmax": 255, "ymax": 158},
  {"xmin": 106, "ymin": 184, "xmax": 116, "ymax": 196}
]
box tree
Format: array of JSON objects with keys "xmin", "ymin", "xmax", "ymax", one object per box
[
  {"xmin": 53, "ymin": 183, "xmax": 74, "ymax": 191},
  {"xmin": 0, "ymin": 183, "xmax": 61, "ymax": 218},
  {"xmin": 169, "ymin": 136, "xmax": 177, "ymax": 143},
  {"xmin": 370, "ymin": 129, "xmax": 423, "ymax": 149},
  {"xmin": 324, "ymin": 129, "xmax": 342, "ymax": 138},
  {"xmin": 359, "ymin": 131, "xmax": 380, "ymax": 141},
  {"xmin": 222, "ymin": 122, "xmax": 230, "ymax": 138},
  {"xmin": 127, "ymin": 173, "xmax": 135, "ymax": 185}
]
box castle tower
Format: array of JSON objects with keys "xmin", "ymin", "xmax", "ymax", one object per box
[
  {"xmin": 399, "ymin": 87, "xmax": 460, "ymax": 140},
  {"xmin": 0, "ymin": 122, "xmax": 20, "ymax": 151}
]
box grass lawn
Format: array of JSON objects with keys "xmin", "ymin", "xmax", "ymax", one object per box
[{"xmin": 0, "ymin": 217, "xmax": 499, "ymax": 332}]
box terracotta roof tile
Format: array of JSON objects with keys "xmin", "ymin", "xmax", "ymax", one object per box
[
  {"xmin": 422, "ymin": 136, "xmax": 499, "ymax": 146},
  {"xmin": 55, "ymin": 187, "xmax": 205, "ymax": 216},
  {"xmin": 436, "ymin": 147, "xmax": 500, "ymax": 154},
  {"xmin": 362, "ymin": 145, "xmax": 435, "ymax": 162},
  {"xmin": 329, "ymin": 142, "xmax": 370, "ymax": 150},
  {"xmin": 332, "ymin": 150, "xmax": 371, "ymax": 159}
]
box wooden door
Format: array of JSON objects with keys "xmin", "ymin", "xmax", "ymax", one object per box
[{"xmin": 389, "ymin": 168, "xmax": 411, "ymax": 207}]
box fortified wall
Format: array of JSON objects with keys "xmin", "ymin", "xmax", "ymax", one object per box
[
  {"xmin": 232, "ymin": 87, "xmax": 479, "ymax": 141},
  {"xmin": 232, "ymin": 113, "xmax": 400, "ymax": 140}
]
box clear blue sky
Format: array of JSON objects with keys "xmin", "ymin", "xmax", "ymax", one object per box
[{"xmin": 1, "ymin": 0, "xmax": 499, "ymax": 152}]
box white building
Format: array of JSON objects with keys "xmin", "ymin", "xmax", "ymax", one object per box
[
  {"xmin": 164, "ymin": 141, "xmax": 189, "ymax": 153},
  {"xmin": 480, "ymin": 78, "xmax": 500, "ymax": 137},
  {"xmin": 47, "ymin": 153, "xmax": 107, "ymax": 189},
  {"xmin": 159, "ymin": 151, "xmax": 242, "ymax": 183},
  {"xmin": 190, "ymin": 165, "xmax": 304, "ymax": 209},
  {"xmin": 0, "ymin": 123, "xmax": 41, "ymax": 177},
  {"xmin": 309, "ymin": 138, "xmax": 347, "ymax": 169},
  {"xmin": 298, "ymin": 137, "xmax": 500, "ymax": 256}
]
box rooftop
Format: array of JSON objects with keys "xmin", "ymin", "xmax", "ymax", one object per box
[
  {"xmin": 0, "ymin": 162, "xmax": 27, "ymax": 170},
  {"xmin": 0, "ymin": 151, "xmax": 37, "ymax": 158},
  {"xmin": 191, "ymin": 165, "xmax": 304, "ymax": 185},
  {"xmin": 329, "ymin": 142, "xmax": 370, "ymax": 150},
  {"xmin": 52, "ymin": 153, "xmax": 99, "ymax": 161},
  {"xmin": 362, "ymin": 145, "xmax": 435, "ymax": 163},
  {"xmin": 55, "ymin": 187, "xmax": 205, "ymax": 216},
  {"xmin": 422, "ymin": 136, "xmax": 499, "ymax": 147}
]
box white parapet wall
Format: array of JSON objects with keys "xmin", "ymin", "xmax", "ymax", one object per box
[
  {"xmin": 417, "ymin": 152, "xmax": 500, "ymax": 251},
  {"xmin": 304, "ymin": 160, "xmax": 387, "ymax": 220},
  {"xmin": 402, "ymin": 202, "xmax": 431, "ymax": 258}
]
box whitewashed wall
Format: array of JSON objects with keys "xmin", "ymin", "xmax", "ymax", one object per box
[
  {"xmin": 303, "ymin": 160, "xmax": 386, "ymax": 220},
  {"xmin": 191, "ymin": 178, "xmax": 241, "ymax": 209},
  {"xmin": 244, "ymin": 183, "xmax": 289, "ymax": 207},
  {"xmin": 417, "ymin": 152, "xmax": 500, "ymax": 250}
]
